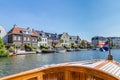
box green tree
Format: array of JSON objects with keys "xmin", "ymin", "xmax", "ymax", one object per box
[
  {"xmin": 80, "ymin": 40, "xmax": 85, "ymax": 49},
  {"xmin": 75, "ymin": 40, "xmax": 78, "ymax": 44},
  {"xmin": 0, "ymin": 38, "xmax": 9, "ymax": 57},
  {"xmin": 71, "ymin": 42, "xmax": 74, "ymax": 48},
  {"xmin": 60, "ymin": 39, "xmax": 64, "ymax": 43},
  {"xmin": 0, "ymin": 38, "xmax": 5, "ymax": 49},
  {"xmin": 86, "ymin": 42, "xmax": 91, "ymax": 49},
  {"xmin": 111, "ymin": 42, "xmax": 116, "ymax": 49},
  {"xmin": 37, "ymin": 36, "xmax": 42, "ymax": 41},
  {"xmin": 75, "ymin": 40, "xmax": 79, "ymax": 48}
]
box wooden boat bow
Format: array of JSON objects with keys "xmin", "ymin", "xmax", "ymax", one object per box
[{"xmin": 0, "ymin": 60, "xmax": 120, "ymax": 80}]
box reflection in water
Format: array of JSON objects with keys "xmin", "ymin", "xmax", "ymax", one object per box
[{"xmin": 0, "ymin": 49, "xmax": 120, "ymax": 77}]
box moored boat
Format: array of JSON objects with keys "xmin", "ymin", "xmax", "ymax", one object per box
[
  {"xmin": 56, "ymin": 49, "xmax": 66, "ymax": 53},
  {"xmin": 10, "ymin": 53, "xmax": 16, "ymax": 57},
  {"xmin": 41, "ymin": 49, "xmax": 55, "ymax": 53},
  {"xmin": 66, "ymin": 48, "xmax": 74, "ymax": 52},
  {"xmin": 36, "ymin": 49, "xmax": 41, "ymax": 53},
  {"xmin": 74, "ymin": 48, "xmax": 81, "ymax": 51}
]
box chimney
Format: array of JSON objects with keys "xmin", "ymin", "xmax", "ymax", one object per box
[
  {"xmin": 27, "ymin": 27, "xmax": 30, "ymax": 30},
  {"xmin": 13, "ymin": 24, "xmax": 17, "ymax": 28},
  {"xmin": 32, "ymin": 29, "xmax": 35, "ymax": 32}
]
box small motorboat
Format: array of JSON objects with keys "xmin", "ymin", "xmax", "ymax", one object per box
[
  {"xmin": 41, "ymin": 49, "xmax": 55, "ymax": 53},
  {"xmin": 56, "ymin": 49, "xmax": 66, "ymax": 53}
]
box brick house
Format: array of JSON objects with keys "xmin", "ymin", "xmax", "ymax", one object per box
[
  {"xmin": 45, "ymin": 33, "xmax": 59, "ymax": 47},
  {"xmin": 7, "ymin": 25, "xmax": 38, "ymax": 47}
]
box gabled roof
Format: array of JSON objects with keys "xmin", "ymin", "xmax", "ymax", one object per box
[
  {"xmin": 36, "ymin": 30, "xmax": 48, "ymax": 38},
  {"xmin": 69, "ymin": 36, "xmax": 80, "ymax": 41},
  {"xmin": 36, "ymin": 30, "xmax": 60, "ymax": 40},
  {"xmin": 45, "ymin": 32, "xmax": 59, "ymax": 40},
  {"xmin": 8, "ymin": 26, "xmax": 38, "ymax": 36}
]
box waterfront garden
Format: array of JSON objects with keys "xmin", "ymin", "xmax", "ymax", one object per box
[{"xmin": 0, "ymin": 37, "xmax": 92, "ymax": 57}]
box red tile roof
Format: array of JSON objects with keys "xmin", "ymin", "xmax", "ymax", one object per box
[{"xmin": 10, "ymin": 27, "xmax": 38, "ymax": 36}]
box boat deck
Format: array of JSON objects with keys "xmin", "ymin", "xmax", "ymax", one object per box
[
  {"xmin": 1, "ymin": 59, "xmax": 120, "ymax": 80},
  {"xmin": 65, "ymin": 60, "xmax": 120, "ymax": 78},
  {"xmin": 41, "ymin": 59, "xmax": 120, "ymax": 79}
]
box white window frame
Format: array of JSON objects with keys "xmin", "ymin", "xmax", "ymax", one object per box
[
  {"xmin": 27, "ymin": 37, "xmax": 30, "ymax": 41},
  {"xmin": 18, "ymin": 36, "xmax": 21, "ymax": 41},
  {"xmin": 13, "ymin": 36, "xmax": 17, "ymax": 40},
  {"xmin": 24, "ymin": 37, "xmax": 26, "ymax": 41}
]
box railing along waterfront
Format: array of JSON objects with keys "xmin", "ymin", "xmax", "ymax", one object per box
[{"xmin": 0, "ymin": 64, "xmax": 119, "ymax": 80}]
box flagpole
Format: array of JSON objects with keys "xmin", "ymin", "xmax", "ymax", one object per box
[{"xmin": 108, "ymin": 38, "xmax": 113, "ymax": 60}]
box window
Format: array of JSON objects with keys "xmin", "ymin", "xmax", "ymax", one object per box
[
  {"xmin": 13, "ymin": 36, "xmax": 17, "ymax": 40},
  {"xmin": 43, "ymin": 34, "xmax": 45, "ymax": 37},
  {"xmin": 49, "ymin": 34, "xmax": 51, "ymax": 37},
  {"xmin": 22, "ymin": 30, "xmax": 31, "ymax": 34},
  {"xmin": 27, "ymin": 37, "xmax": 30, "ymax": 41},
  {"xmin": 32, "ymin": 38, "xmax": 34, "ymax": 41},
  {"xmin": 42, "ymin": 39, "xmax": 44, "ymax": 42},
  {"xmin": 24, "ymin": 37, "xmax": 26, "ymax": 41},
  {"xmin": 45, "ymin": 39, "xmax": 46, "ymax": 42},
  {"xmin": 26, "ymin": 31, "xmax": 29, "ymax": 34},
  {"xmin": 18, "ymin": 36, "xmax": 21, "ymax": 40},
  {"xmin": 35, "ymin": 38, "xmax": 37, "ymax": 41}
]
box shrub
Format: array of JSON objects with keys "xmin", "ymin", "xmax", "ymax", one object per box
[
  {"xmin": 74, "ymin": 46, "xmax": 78, "ymax": 49},
  {"xmin": 40, "ymin": 45, "xmax": 50, "ymax": 49},
  {"xmin": 55, "ymin": 45, "xmax": 62, "ymax": 48},
  {"xmin": 25, "ymin": 43, "xmax": 33, "ymax": 51},
  {"xmin": 64, "ymin": 45, "xmax": 70, "ymax": 49},
  {"xmin": 9, "ymin": 46, "xmax": 15, "ymax": 52},
  {"xmin": 0, "ymin": 49, "xmax": 9, "ymax": 57},
  {"xmin": 0, "ymin": 38, "xmax": 10, "ymax": 57}
]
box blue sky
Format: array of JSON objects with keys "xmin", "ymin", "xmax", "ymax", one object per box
[{"xmin": 0, "ymin": 0, "xmax": 120, "ymax": 41}]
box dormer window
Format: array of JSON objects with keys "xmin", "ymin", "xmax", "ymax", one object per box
[
  {"xmin": 19, "ymin": 31, "xmax": 22, "ymax": 33},
  {"xmin": 42, "ymin": 34, "xmax": 45, "ymax": 37},
  {"xmin": 40, "ymin": 33, "xmax": 42, "ymax": 36},
  {"xmin": 25, "ymin": 31, "xmax": 29, "ymax": 34},
  {"xmin": 47, "ymin": 34, "xmax": 51, "ymax": 37},
  {"xmin": 21, "ymin": 30, "xmax": 31, "ymax": 34}
]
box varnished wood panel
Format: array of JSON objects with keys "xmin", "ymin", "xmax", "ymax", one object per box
[{"xmin": 0, "ymin": 65, "xmax": 119, "ymax": 80}]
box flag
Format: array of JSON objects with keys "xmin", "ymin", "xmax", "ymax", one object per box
[{"xmin": 98, "ymin": 41, "xmax": 109, "ymax": 52}]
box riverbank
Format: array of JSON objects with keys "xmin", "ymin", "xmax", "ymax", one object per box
[{"xmin": 13, "ymin": 48, "xmax": 79, "ymax": 55}]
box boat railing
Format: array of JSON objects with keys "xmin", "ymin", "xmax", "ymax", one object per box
[{"xmin": 0, "ymin": 65, "xmax": 119, "ymax": 80}]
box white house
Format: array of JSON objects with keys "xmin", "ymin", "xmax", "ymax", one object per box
[
  {"xmin": 0, "ymin": 25, "xmax": 7, "ymax": 38},
  {"xmin": 36, "ymin": 31, "xmax": 48, "ymax": 47},
  {"xmin": 59, "ymin": 32, "xmax": 70, "ymax": 46},
  {"xmin": 0, "ymin": 25, "xmax": 7, "ymax": 42}
]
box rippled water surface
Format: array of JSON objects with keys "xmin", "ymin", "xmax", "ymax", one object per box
[{"xmin": 0, "ymin": 49, "xmax": 120, "ymax": 77}]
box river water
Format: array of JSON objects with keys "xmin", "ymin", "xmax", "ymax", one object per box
[{"xmin": 0, "ymin": 49, "xmax": 120, "ymax": 77}]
